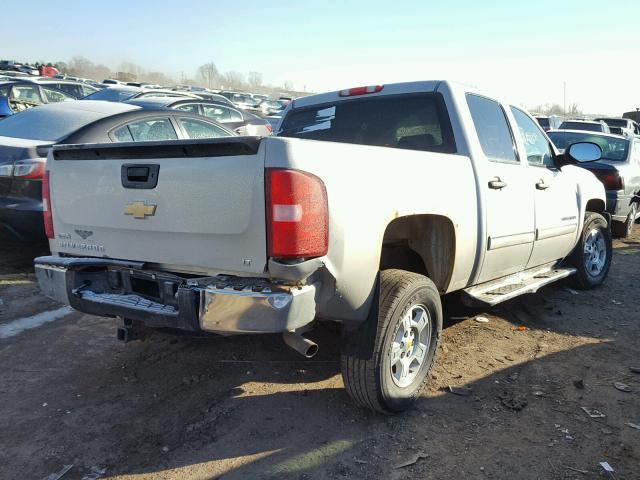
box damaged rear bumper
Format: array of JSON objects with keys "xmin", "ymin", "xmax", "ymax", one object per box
[{"xmin": 34, "ymin": 256, "xmax": 317, "ymax": 334}]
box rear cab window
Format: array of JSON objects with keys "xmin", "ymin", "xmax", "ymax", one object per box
[{"xmin": 279, "ymin": 93, "xmax": 456, "ymax": 153}]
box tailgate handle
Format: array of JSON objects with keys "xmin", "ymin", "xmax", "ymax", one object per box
[{"xmin": 121, "ymin": 164, "xmax": 160, "ymax": 189}]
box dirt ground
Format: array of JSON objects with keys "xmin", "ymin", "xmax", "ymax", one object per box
[{"xmin": 1, "ymin": 231, "xmax": 639, "ymax": 480}]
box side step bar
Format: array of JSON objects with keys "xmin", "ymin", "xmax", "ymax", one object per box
[{"xmin": 461, "ymin": 264, "xmax": 576, "ymax": 307}]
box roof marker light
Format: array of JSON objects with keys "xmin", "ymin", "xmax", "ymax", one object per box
[{"xmin": 338, "ymin": 85, "xmax": 384, "ymax": 97}]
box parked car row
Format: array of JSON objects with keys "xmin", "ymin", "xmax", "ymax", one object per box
[
  {"xmin": 0, "ymin": 78, "xmax": 100, "ymax": 118},
  {"xmin": 0, "ymin": 100, "xmax": 239, "ymax": 240},
  {"xmin": 537, "ymin": 113, "xmax": 640, "ymax": 239},
  {"xmin": 0, "ymin": 79, "xmax": 278, "ymax": 241}
]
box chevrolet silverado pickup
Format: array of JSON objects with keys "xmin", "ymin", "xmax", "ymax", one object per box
[{"xmin": 35, "ymin": 80, "xmax": 611, "ymax": 413}]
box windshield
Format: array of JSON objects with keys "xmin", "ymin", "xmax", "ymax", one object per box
[
  {"xmin": 559, "ymin": 121, "xmax": 602, "ymax": 132},
  {"xmin": 279, "ymin": 93, "xmax": 456, "ymax": 153},
  {"xmin": 83, "ymin": 88, "xmax": 138, "ymax": 102},
  {"xmin": 599, "ymin": 118, "xmax": 627, "ymax": 127},
  {"xmin": 536, "ymin": 117, "xmax": 550, "ymax": 127},
  {"xmin": 0, "ymin": 106, "xmax": 107, "ymax": 141},
  {"xmin": 548, "ymin": 132, "xmax": 629, "ymax": 161}
]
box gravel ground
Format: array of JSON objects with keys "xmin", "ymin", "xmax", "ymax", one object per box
[{"xmin": 0, "ymin": 232, "xmax": 639, "ymax": 480}]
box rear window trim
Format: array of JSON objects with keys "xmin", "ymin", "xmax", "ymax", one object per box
[
  {"xmin": 279, "ymin": 92, "xmax": 457, "ymax": 154},
  {"xmin": 52, "ymin": 137, "xmax": 261, "ymax": 161}
]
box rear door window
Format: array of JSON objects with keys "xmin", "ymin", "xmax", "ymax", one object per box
[
  {"xmin": 175, "ymin": 103, "xmax": 200, "ymax": 114},
  {"xmin": 80, "ymin": 85, "xmax": 97, "ymax": 97},
  {"xmin": 466, "ymin": 94, "xmax": 517, "ymax": 163},
  {"xmin": 10, "ymin": 85, "xmax": 43, "ymax": 104},
  {"xmin": 279, "ymin": 93, "xmax": 456, "ymax": 153},
  {"xmin": 112, "ymin": 117, "xmax": 178, "ymax": 142},
  {"xmin": 42, "ymin": 86, "xmax": 75, "ymax": 103},
  {"xmin": 178, "ymin": 118, "xmax": 230, "ymax": 139},
  {"xmin": 54, "ymin": 83, "xmax": 80, "ymax": 97},
  {"xmin": 202, "ymin": 105, "xmax": 243, "ymax": 123}
]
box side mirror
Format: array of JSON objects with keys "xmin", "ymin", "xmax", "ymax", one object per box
[{"xmin": 566, "ymin": 142, "xmax": 602, "ymax": 163}]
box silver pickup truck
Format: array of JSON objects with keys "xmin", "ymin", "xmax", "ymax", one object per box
[{"xmin": 36, "ymin": 80, "xmax": 611, "ymax": 413}]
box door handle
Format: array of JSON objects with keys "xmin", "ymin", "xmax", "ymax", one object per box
[
  {"xmin": 488, "ymin": 177, "xmax": 507, "ymax": 189},
  {"xmin": 536, "ymin": 180, "xmax": 550, "ymax": 190}
]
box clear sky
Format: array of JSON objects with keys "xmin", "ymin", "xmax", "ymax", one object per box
[{"xmin": 6, "ymin": 0, "xmax": 640, "ymax": 115}]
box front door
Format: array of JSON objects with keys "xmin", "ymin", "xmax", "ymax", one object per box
[
  {"xmin": 510, "ymin": 107, "xmax": 579, "ymax": 267},
  {"xmin": 466, "ymin": 94, "xmax": 536, "ymax": 283}
]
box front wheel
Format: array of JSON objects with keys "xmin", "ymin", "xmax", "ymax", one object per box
[
  {"xmin": 612, "ymin": 202, "xmax": 637, "ymax": 239},
  {"xmin": 569, "ymin": 212, "xmax": 612, "ymax": 289},
  {"xmin": 340, "ymin": 269, "xmax": 442, "ymax": 414}
]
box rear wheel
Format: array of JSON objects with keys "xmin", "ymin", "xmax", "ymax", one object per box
[
  {"xmin": 612, "ymin": 202, "xmax": 637, "ymax": 238},
  {"xmin": 569, "ymin": 212, "xmax": 612, "ymax": 289},
  {"xmin": 340, "ymin": 269, "xmax": 442, "ymax": 414}
]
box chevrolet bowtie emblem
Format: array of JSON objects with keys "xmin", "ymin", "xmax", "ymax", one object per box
[{"xmin": 124, "ymin": 201, "xmax": 157, "ymax": 219}]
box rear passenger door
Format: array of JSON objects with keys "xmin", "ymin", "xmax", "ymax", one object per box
[
  {"xmin": 510, "ymin": 107, "xmax": 579, "ymax": 267},
  {"xmin": 467, "ymin": 94, "xmax": 535, "ymax": 283}
]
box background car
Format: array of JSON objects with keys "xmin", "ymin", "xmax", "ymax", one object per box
[
  {"xmin": 558, "ymin": 119, "xmax": 610, "ymax": 133},
  {"xmin": 595, "ymin": 117, "xmax": 640, "ymax": 137},
  {"xmin": 219, "ymin": 91, "xmax": 262, "ymax": 112},
  {"xmin": 260, "ymin": 99, "xmax": 288, "ymax": 116},
  {"xmin": 21, "ymin": 77, "xmax": 98, "ymax": 98},
  {"xmin": 0, "ymin": 70, "xmax": 30, "ymax": 78},
  {"xmin": 0, "ymin": 100, "xmax": 235, "ymax": 241},
  {"xmin": 0, "ymin": 80, "xmax": 76, "ymax": 117},
  {"xmin": 83, "ymin": 85, "xmax": 200, "ymax": 103},
  {"xmin": 548, "ymin": 129, "xmax": 640, "ymax": 237},
  {"xmin": 188, "ymin": 91, "xmax": 235, "ymax": 106},
  {"xmin": 125, "ymin": 97, "xmax": 273, "ymax": 136},
  {"xmin": 534, "ymin": 114, "xmax": 562, "ymax": 132}
]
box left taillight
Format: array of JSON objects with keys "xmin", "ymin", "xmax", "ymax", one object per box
[
  {"xmin": 595, "ymin": 171, "xmax": 624, "ymax": 191},
  {"xmin": 42, "ymin": 170, "xmax": 54, "ymax": 239},
  {"xmin": 266, "ymin": 168, "xmax": 328, "ymax": 259},
  {"xmin": 13, "ymin": 159, "xmax": 46, "ymax": 179}
]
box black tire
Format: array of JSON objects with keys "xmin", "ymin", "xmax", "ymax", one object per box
[
  {"xmin": 612, "ymin": 202, "xmax": 637, "ymax": 239},
  {"xmin": 569, "ymin": 212, "xmax": 612, "ymax": 289},
  {"xmin": 340, "ymin": 269, "xmax": 442, "ymax": 414}
]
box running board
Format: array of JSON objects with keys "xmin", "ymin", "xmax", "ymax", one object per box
[{"xmin": 461, "ymin": 265, "xmax": 576, "ymax": 307}]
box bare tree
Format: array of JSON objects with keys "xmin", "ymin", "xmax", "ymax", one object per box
[
  {"xmin": 67, "ymin": 56, "xmax": 94, "ymax": 76},
  {"xmin": 197, "ymin": 62, "xmax": 219, "ymax": 89},
  {"xmin": 532, "ymin": 103, "xmax": 579, "ymax": 116},
  {"xmin": 567, "ymin": 103, "xmax": 581, "ymax": 116},
  {"xmin": 247, "ymin": 71, "xmax": 263, "ymax": 89},
  {"xmin": 283, "ymin": 80, "xmax": 294, "ymax": 91},
  {"xmin": 224, "ymin": 71, "xmax": 246, "ymax": 90}
]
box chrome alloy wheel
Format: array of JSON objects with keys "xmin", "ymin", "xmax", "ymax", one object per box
[
  {"xmin": 584, "ymin": 228, "xmax": 607, "ymax": 277},
  {"xmin": 389, "ymin": 304, "xmax": 431, "ymax": 388}
]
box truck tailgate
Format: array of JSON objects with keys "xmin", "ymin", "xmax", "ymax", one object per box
[{"xmin": 48, "ymin": 138, "xmax": 267, "ymax": 275}]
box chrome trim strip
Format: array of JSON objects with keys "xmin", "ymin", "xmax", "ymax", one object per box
[{"xmin": 487, "ymin": 231, "xmax": 535, "ymax": 250}]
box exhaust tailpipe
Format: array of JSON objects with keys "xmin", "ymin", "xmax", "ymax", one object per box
[{"xmin": 283, "ymin": 332, "xmax": 318, "ymax": 358}]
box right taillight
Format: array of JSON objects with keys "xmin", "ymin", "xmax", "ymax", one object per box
[
  {"xmin": 266, "ymin": 168, "xmax": 328, "ymax": 259},
  {"xmin": 42, "ymin": 170, "xmax": 54, "ymax": 239}
]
